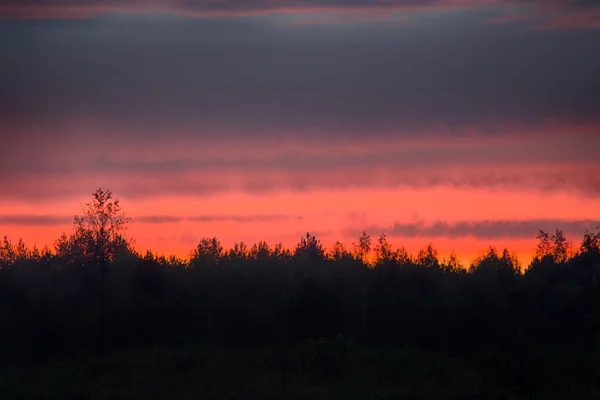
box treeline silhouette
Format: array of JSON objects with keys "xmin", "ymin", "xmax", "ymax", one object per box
[{"xmin": 1, "ymin": 189, "xmax": 600, "ymax": 398}]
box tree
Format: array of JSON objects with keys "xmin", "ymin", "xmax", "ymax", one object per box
[
  {"xmin": 580, "ymin": 227, "xmax": 600, "ymax": 257},
  {"xmin": 499, "ymin": 248, "xmax": 521, "ymax": 276},
  {"xmin": 533, "ymin": 229, "xmax": 570, "ymax": 266},
  {"xmin": 72, "ymin": 188, "xmax": 132, "ymax": 275},
  {"xmin": 535, "ymin": 230, "xmax": 552, "ymax": 261},
  {"xmin": 394, "ymin": 246, "xmax": 411, "ymax": 265},
  {"xmin": 0, "ymin": 236, "xmax": 16, "ymax": 267},
  {"xmin": 191, "ymin": 237, "xmax": 224, "ymax": 267},
  {"xmin": 470, "ymin": 246, "xmax": 519, "ymax": 280},
  {"xmin": 578, "ymin": 227, "xmax": 600, "ymax": 284},
  {"xmin": 551, "ymin": 229, "xmax": 569, "ymax": 264},
  {"xmin": 272, "ymin": 242, "xmax": 292, "ymax": 261},
  {"xmin": 374, "ymin": 233, "xmax": 393, "ymax": 265},
  {"xmin": 294, "ymin": 233, "xmax": 325, "ymax": 264},
  {"xmin": 249, "ymin": 241, "xmax": 271, "ymax": 261},
  {"xmin": 352, "ymin": 231, "xmax": 371, "ymax": 263},
  {"xmin": 441, "ymin": 251, "xmax": 463, "ymax": 273},
  {"xmin": 329, "ymin": 241, "xmax": 352, "ymax": 262},
  {"xmin": 229, "ymin": 241, "xmax": 249, "ymax": 260},
  {"xmin": 416, "ymin": 244, "xmax": 439, "ymax": 268}
]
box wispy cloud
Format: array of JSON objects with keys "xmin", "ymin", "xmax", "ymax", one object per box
[
  {"xmin": 2, "ymin": 119, "xmax": 599, "ymax": 203},
  {"xmin": 1, "ymin": 161, "xmax": 599, "ymax": 203},
  {"xmin": 345, "ymin": 219, "xmax": 600, "ymax": 240},
  {"xmin": 0, "ymin": 213, "xmax": 304, "ymax": 227},
  {"xmin": 134, "ymin": 215, "xmax": 185, "ymax": 224},
  {"xmin": 187, "ymin": 214, "xmax": 300, "ymax": 223},
  {"xmin": 0, "ymin": 214, "xmax": 73, "ymax": 226}
]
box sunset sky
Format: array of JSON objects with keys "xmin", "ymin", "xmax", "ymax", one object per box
[{"xmin": 1, "ymin": 0, "xmax": 599, "ymax": 265}]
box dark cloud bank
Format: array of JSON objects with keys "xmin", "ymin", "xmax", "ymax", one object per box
[
  {"xmin": 348, "ymin": 219, "xmax": 600, "ymax": 240},
  {"xmin": 1, "ymin": 1, "xmax": 599, "ymax": 140}
]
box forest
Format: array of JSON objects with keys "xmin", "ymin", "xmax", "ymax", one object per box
[{"xmin": 1, "ymin": 189, "xmax": 599, "ymax": 399}]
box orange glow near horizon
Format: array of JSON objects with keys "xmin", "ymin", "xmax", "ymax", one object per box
[{"xmin": 1, "ymin": 186, "xmax": 598, "ymax": 267}]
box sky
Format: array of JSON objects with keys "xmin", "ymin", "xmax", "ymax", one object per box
[{"xmin": 1, "ymin": 0, "xmax": 600, "ymax": 265}]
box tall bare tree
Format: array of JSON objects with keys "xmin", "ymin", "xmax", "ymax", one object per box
[{"xmin": 73, "ymin": 188, "xmax": 131, "ymax": 275}]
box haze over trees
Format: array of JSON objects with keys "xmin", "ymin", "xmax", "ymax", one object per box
[{"xmin": 1, "ymin": 189, "xmax": 599, "ymax": 399}]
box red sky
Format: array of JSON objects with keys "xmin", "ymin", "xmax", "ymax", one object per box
[
  {"xmin": 2, "ymin": 124, "xmax": 599, "ymax": 266},
  {"xmin": 1, "ymin": 0, "xmax": 599, "ymax": 266},
  {"xmin": 2, "ymin": 184, "xmax": 599, "ymax": 266}
]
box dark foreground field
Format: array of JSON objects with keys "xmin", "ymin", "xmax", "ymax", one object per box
[
  {"xmin": 3, "ymin": 338, "xmax": 600, "ymax": 400},
  {"xmin": 0, "ymin": 342, "xmax": 527, "ymax": 400}
]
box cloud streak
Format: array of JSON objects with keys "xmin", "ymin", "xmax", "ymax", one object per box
[
  {"xmin": 0, "ymin": 214, "xmax": 302, "ymax": 226},
  {"xmin": 1, "ymin": 0, "xmax": 599, "ymax": 30},
  {"xmin": 1, "ymin": 117, "xmax": 599, "ymax": 203},
  {"xmin": 350, "ymin": 219, "xmax": 600, "ymax": 240},
  {"xmin": 2, "ymin": 159, "xmax": 598, "ymax": 203},
  {"xmin": 0, "ymin": 215, "xmax": 73, "ymax": 226},
  {"xmin": 134, "ymin": 215, "xmax": 185, "ymax": 224},
  {"xmin": 187, "ymin": 214, "xmax": 300, "ymax": 223}
]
